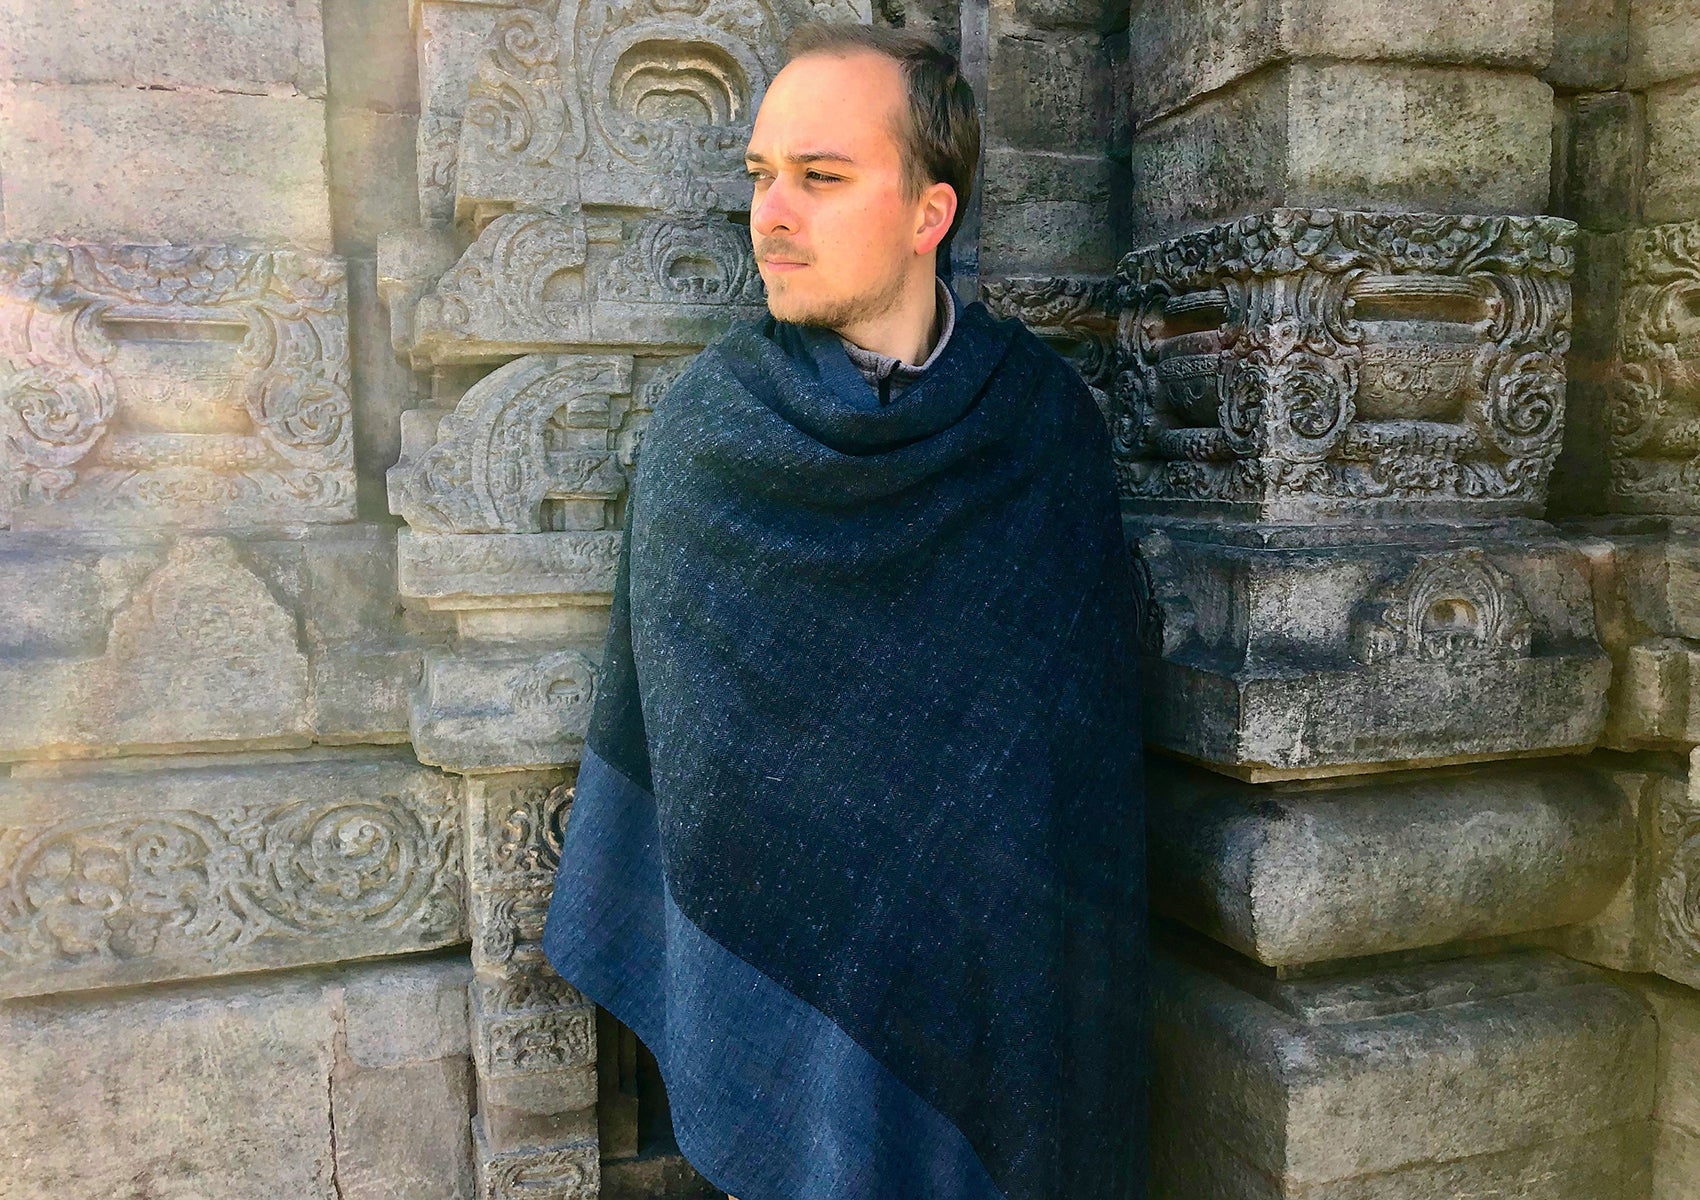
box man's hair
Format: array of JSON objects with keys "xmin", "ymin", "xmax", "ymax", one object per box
[{"xmin": 781, "ymin": 22, "xmax": 980, "ymax": 254}]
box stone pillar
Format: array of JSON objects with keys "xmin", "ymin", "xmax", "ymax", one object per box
[
  {"xmin": 1110, "ymin": 3, "xmax": 1666, "ymax": 1195},
  {"xmin": 380, "ymin": 1, "xmax": 870, "ymax": 1195}
]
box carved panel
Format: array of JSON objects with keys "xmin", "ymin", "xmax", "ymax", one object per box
[
  {"xmin": 1114, "ymin": 210, "xmax": 1576, "ymax": 520},
  {"xmin": 397, "ymin": 530, "xmax": 623, "ymax": 608},
  {"xmin": 1349, "ymin": 551, "xmax": 1533, "ymax": 666},
  {"xmin": 0, "ymin": 756, "xmax": 464, "ymax": 999},
  {"xmin": 412, "ymin": 647, "xmax": 599, "ymax": 774},
  {"xmin": 1610, "ymin": 219, "xmax": 1700, "ymax": 513},
  {"xmin": 981, "ymin": 275, "xmax": 1121, "ymax": 422},
  {"xmin": 389, "ymin": 354, "xmax": 632, "ymax": 534},
  {"xmin": 0, "ymin": 243, "xmax": 354, "ymax": 527},
  {"xmin": 1656, "ymin": 753, "xmax": 1700, "ymax": 989},
  {"xmin": 475, "ymin": 1132, "xmax": 600, "ymax": 1200}
]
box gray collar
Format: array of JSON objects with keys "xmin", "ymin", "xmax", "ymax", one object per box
[{"xmin": 837, "ymin": 278, "xmax": 958, "ymax": 402}]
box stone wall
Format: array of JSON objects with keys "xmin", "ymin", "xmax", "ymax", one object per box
[{"xmin": 1, "ymin": 0, "xmax": 1697, "ymax": 1197}]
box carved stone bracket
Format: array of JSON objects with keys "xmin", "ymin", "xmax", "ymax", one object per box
[
  {"xmin": 1609, "ymin": 219, "xmax": 1700, "ymax": 514},
  {"xmin": 981, "ymin": 275, "xmax": 1121, "ymax": 424},
  {"xmin": 1114, "ymin": 210, "xmax": 1577, "ymax": 521},
  {"xmin": 0, "ymin": 242, "xmax": 355, "ymax": 528}
]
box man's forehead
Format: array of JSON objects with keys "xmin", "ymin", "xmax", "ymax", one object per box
[{"xmin": 746, "ymin": 50, "xmax": 905, "ymax": 164}]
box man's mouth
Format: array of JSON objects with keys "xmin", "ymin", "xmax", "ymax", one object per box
[{"xmin": 761, "ymin": 259, "xmax": 809, "ymax": 272}]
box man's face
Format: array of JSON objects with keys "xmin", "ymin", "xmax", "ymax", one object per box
[{"xmin": 744, "ymin": 50, "xmax": 938, "ymax": 330}]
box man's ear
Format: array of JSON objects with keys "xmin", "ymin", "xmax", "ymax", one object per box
[{"xmin": 914, "ymin": 181, "xmax": 958, "ymax": 257}]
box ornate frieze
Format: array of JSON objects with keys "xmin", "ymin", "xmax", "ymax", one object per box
[
  {"xmin": 0, "ymin": 756, "xmax": 463, "ymax": 999},
  {"xmin": 1114, "ymin": 210, "xmax": 1577, "ymax": 520},
  {"xmin": 1131, "ymin": 522, "xmax": 1609, "ymax": 779},
  {"xmin": 1609, "ymin": 219, "xmax": 1700, "ymax": 513},
  {"xmin": 980, "ymin": 276, "xmax": 1121, "ymax": 420},
  {"xmin": 0, "ymin": 242, "xmax": 355, "ymax": 527}
]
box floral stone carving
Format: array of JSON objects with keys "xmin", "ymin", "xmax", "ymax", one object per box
[
  {"xmin": 0, "ymin": 756, "xmax": 464, "ymax": 999},
  {"xmin": 1610, "ymin": 219, "xmax": 1700, "ymax": 513},
  {"xmin": 1114, "ymin": 210, "xmax": 1576, "ymax": 520},
  {"xmin": 0, "ymin": 242, "xmax": 355, "ymax": 527}
]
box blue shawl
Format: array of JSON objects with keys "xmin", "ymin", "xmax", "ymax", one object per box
[{"xmin": 543, "ymin": 297, "xmax": 1148, "ymax": 1200}]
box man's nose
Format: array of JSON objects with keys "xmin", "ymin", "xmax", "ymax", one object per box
[{"xmin": 750, "ymin": 178, "xmax": 798, "ymax": 239}]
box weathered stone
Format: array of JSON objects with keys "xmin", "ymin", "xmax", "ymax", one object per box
[
  {"xmin": 1129, "ymin": 65, "xmax": 1553, "ymax": 245},
  {"xmin": 388, "ymin": 354, "xmax": 634, "ymax": 534},
  {"xmin": 0, "ymin": 84, "xmax": 332, "ymax": 250},
  {"xmin": 343, "ymin": 955, "xmax": 473, "ymax": 1068},
  {"xmin": 473, "ymin": 1125, "xmax": 600, "ymax": 1200},
  {"xmin": 1607, "ymin": 221, "xmax": 1700, "ymax": 513},
  {"xmin": 1655, "ymin": 748, "xmax": 1700, "ymax": 990},
  {"xmin": 1548, "ymin": 0, "xmax": 1629, "ymax": 89},
  {"xmin": 0, "ymin": 0, "xmax": 327, "ymax": 95},
  {"xmin": 398, "ymin": 530, "xmax": 622, "ymax": 609},
  {"xmin": 1147, "ymin": 756, "xmax": 1631, "ymax": 966},
  {"xmin": 0, "ymin": 973, "xmax": 341, "ymax": 1199},
  {"xmin": 1644, "ymin": 79, "xmax": 1700, "ymax": 225},
  {"xmin": 473, "ymin": 989, "xmax": 599, "ymax": 1113},
  {"xmin": 1131, "ymin": 523, "xmax": 1610, "ymax": 778},
  {"xmin": 1553, "ymin": 92, "xmax": 1646, "ymax": 232},
  {"xmin": 0, "ymin": 753, "xmax": 464, "ymax": 998},
  {"xmin": 347, "ymin": 257, "xmax": 421, "ymax": 494},
  {"xmin": 1656, "ymin": 1122, "xmax": 1700, "ymax": 1200},
  {"xmin": 329, "ymin": 111, "xmax": 421, "ymax": 255},
  {"xmin": 413, "ymin": 645, "xmax": 599, "ymax": 773},
  {"xmin": 1115, "ymin": 210, "xmax": 1575, "ymax": 520},
  {"xmin": 1127, "ymin": 0, "xmax": 1551, "ymax": 130},
  {"xmin": 1627, "ymin": 0, "xmax": 1700, "ymax": 89},
  {"xmin": 332, "ymin": 1057, "xmax": 477, "ymax": 1200},
  {"xmin": 977, "ymin": 151, "xmax": 1122, "ymax": 277},
  {"xmin": 1152, "ymin": 948, "xmax": 1656, "ymax": 1196},
  {"xmin": 322, "ymin": 0, "xmax": 420, "ymax": 113},
  {"xmin": 985, "ymin": 29, "xmax": 1113, "ymax": 153},
  {"xmin": 0, "ymin": 242, "xmax": 355, "ymax": 528}
]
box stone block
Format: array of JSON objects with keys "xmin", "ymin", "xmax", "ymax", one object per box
[
  {"xmin": 1129, "ymin": 65, "xmax": 1553, "ymax": 245},
  {"xmin": 415, "ymin": 0, "xmax": 505, "ymax": 119},
  {"xmin": 1656, "ymin": 1121, "xmax": 1700, "ymax": 1200},
  {"xmin": 329, "ymin": 110, "xmax": 421, "ymax": 255},
  {"xmin": 978, "ymin": 150, "xmax": 1122, "ymax": 277},
  {"xmin": 1116, "ymin": 209, "xmax": 1576, "ymax": 520},
  {"xmin": 1628, "ymin": 0, "xmax": 1700, "ymax": 88},
  {"xmin": 0, "ymin": 241, "xmax": 355, "ymax": 529},
  {"xmin": 473, "ymin": 1124, "xmax": 600, "ymax": 1200},
  {"xmin": 1553, "ymin": 92, "xmax": 1646, "ymax": 231},
  {"xmin": 1655, "ymin": 749, "xmax": 1700, "ymax": 989},
  {"xmin": 0, "ymin": 752, "xmax": 464, "ymax": 999},
  {"xmin": 398, "ymin": 531, "xmax": 622, "ymax": 609},
  {"xmin": 1644, "ymin": 78, "xmax": 1700, "ymax": 224},
  {"xmin": 343, "ymin": 955, "xmax": 473, "ymax": 1068},
  {"xmin": 0, "ymin": 959, "xmax": 477, "ymax": 1200},
  {"xmin": 0, "ymin": 84, "xmax": 332, "ymax": 250},
  {"xmin": 349, "ymin": 256, "xmax": 421, "ymax": 490},
  {"xmin": 413, "ymin": 644, "xmax": 599, "ymax": 773},
  {"xmin": 985, "ymin": 29, "xmax": 1114, "ymax": 153},
  {"xmin": 1147, "ymin": 756, "xmax": 1631, "ymax": 966},
  {"xmin": 989, "ymin": 0, "xmax": 1123, "ymax": 29},
  {"xmin": 1151, "ymin": 948, "xmax": 1656, "ymax": 1196},
  {"xmin": 1132, "ymin": 523, "xmax": 1610, "ymax": 778},
  {"xmin": 0, "ymin": 0, "xmax": 327, "ymax": 95},
  {"xmin": 1548, "ymin": 0, "xmax": 1630, "ymax": 89},
  {"xmin": 1605, "ymin": 221, "xmax": 1700, "ymax": 514},
  {"xmin": 1127, "ymin": 0, "xmax": 1551, "ymax": 129},
  {"xmin": 323, "ymin": 0, "xmax": 419, "ymax": 113},
  {"xmin": 333, "ymin": 1057, "xmax": 477, "ymax": 1200}
]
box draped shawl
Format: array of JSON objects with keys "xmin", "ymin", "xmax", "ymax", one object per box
[{"xmin": 542, "ymin": 296, "xmax": 1148, "ymax": 1200}]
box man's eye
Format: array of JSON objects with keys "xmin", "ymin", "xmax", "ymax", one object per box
[
  {"xmin": 746, "ymin": 170, "xmax": 770, "ymax": 182},
  {"xmin": 805, "ymin": 171, "xmax": 840, "ymax": 182}
]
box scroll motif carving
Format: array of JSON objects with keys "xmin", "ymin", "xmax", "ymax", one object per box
[
  {"xmin": 0, "ymin": 242, "xmax": 354, "ymax": 527},
  {"xmin": 476, "ymin": 1139, "xmax": 599, "ymax": 1200},
  {"xmin": 1610, "ymin": 219, "xmax": 1700, "ymax": 513},
  {"xmin": 1657, "ymin": 773, "xmax": 1700, "ymax": 977},
  {"xmin": 1349, "ymin": 551, "xmax": 1533, "ymax": 665},
  {"xmin": 0, "ymin": 761, "xmax": 464, "ymax": 998},
  {"xmin": 389, "ymin": 355, "xmax": 631, "ymax": 534},
  {"xmin": 477, "ymin": 1004, "xmax": 596, "ymax": 1078},
  {"xmin": 982, "ymin": 276, "xmax": 1122, "ymax": 425},
  {"xmin": 600, "ymin": 213, "xmax": 763, "ymax": 306},
  {"xmin": 1113, "ymin": 210, "xmax": 1575, "ymax": 518}
]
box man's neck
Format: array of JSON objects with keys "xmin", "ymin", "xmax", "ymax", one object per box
[{"xmin": 834, "ymin": 265, "xmax": 943, "ymax": 366}]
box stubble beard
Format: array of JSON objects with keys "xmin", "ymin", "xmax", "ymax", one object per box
[{"xmin": 761, "ymin": 260, "xmax": 910, "ymax": 335}]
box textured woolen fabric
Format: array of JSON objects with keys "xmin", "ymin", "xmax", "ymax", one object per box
[{"xmin": 542, "ymin": 296, "xmax": 1149, "ymax": 1200}]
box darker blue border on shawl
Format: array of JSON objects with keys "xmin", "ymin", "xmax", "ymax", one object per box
[{"xmin": 544, "ymin": 741, "xmax": 1008, "ymax": 1200}]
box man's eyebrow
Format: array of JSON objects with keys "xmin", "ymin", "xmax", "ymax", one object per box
[{"xmin": 743, "ymin": 150, "xmax": 858, "ymax": 167}]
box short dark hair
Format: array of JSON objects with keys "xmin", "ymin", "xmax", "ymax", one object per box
[{"xmin": 782, "ymin": 22, "xmax": 980, "ymax": 254}]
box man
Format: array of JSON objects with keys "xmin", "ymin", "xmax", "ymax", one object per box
[{"xmin": 542, "ymin": 22, "xmax": 1147, "ymax": 1200}]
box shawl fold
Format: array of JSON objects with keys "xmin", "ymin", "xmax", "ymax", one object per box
[{"xmin": 543, "ymin": 298, "xmax": 1148, "ymax": 1200}]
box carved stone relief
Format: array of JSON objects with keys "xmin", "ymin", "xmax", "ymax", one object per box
[
  {"xmin": 1610, "ymin": 218, "xmax": 1700, "ymax": 513},
  {"xmin": 981, "ymin": 275, "xmax": 1121, "ymax": 423},
  {"xmin": 1348, "ymin": 550, "xmax": 1534, "ymax": 666},
  {"xmin": 1656, "ymin": 751, "xmax": 1700, "ymax": 990},
  {"xmin": 0, "ymin": 756, "xmax": 464, "ymax": 999},
  {"xmin": 413, "ymin": 647, "xmax": 599, "ymax": 772},
  {"xmin": 1114, "ymin": 210, "xmax": 1577, "ymax": 520},
  {"xmin": 0, "ymin": 243, "xmax": 355, "ymax": 528}
]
